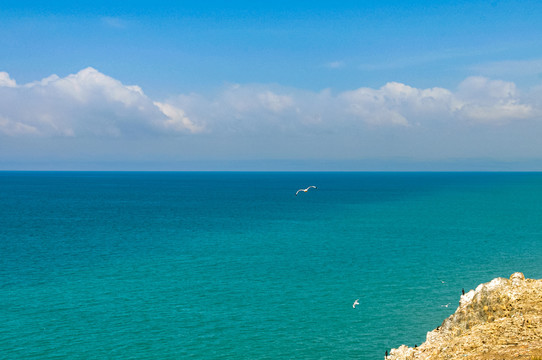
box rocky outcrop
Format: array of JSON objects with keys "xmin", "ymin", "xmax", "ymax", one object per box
[{"xmin": 387, "ymin": 272, "xmax": 542, "ymax": 360}]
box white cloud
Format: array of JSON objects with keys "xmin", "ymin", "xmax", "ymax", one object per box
[
  {"xmin": 0, "ymin": 116, "xmax": 39, "ymax": 136},
  {"xmin": 339, "ymin": 86, "xmax": 409, "ymax": 126},
  {"xmin": 338, "ymin": 82, "xmax": 458, "ymax": 126},
  {"xmin": 166, "ymin": 84, "xmax": 300, "ymax": 134},
  {"xmin": 0, "ymin": 67, "xmax": 202, "ymax": 137},
  {"xmin": 0, "ymin": 68, "xmax": 540, "ymax": 143},
  {"xmin": 335, "ymin": 77, "xmax": 537, "ymax": 126},
  {"xmin": 153, "ymin": 102, "xmax": 203, "ymax": 133},
  {"xmin": 455, "ymin": 76, "xmax": 533, "ymax": 123},
  {"xmin": 2, "ymin": 68, "xmax": 542, "ymax": 167},
  {"xmin": 0, "ymin": 72, "xmax": 16, "ymax": 87},
  {"xmin": 257, "ymin": 91, "xmax": 294, "ymax": 112},
  {"xmin": 165, "ymin": 77, "xmax": 540, "ymax": 135},
  {"xmin": 217, "ymin": 84, "xmax": 294, "ymax": 115}
]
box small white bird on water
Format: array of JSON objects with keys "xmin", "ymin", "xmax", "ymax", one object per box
[
  {"xmin": 353, "ymin": 299, "xmax": 359, "ymax": 308},
  {"xmin": 296, "ymin": 185, "xmax": 317, "ymax": 196}
]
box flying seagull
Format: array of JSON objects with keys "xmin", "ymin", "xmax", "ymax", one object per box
[
  {"xmin": 353, "ymin": 299, "xmax": 359, "ymax": 308},
  {"xmin": 296, "ymin": 186, "xmax": 317, "ymax": 196}
]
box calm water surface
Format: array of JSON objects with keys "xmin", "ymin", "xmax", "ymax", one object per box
[{"xmin": 1, "ymin": 172, "xmax": 541, "ymax": 359}]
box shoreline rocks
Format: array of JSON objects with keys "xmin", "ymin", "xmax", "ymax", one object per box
[{"xmin": 387, "ymin": 272, "xmax": 542, "ymax": 360}]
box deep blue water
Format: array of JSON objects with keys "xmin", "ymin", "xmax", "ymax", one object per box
[{"xmin": 1, "ymin": 172, "xmax": 541, "ymax": 359}]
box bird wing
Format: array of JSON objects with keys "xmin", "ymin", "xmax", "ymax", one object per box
[{"xmin": 296, "ymin": 186, "xmax": 316, "ymax": 195}]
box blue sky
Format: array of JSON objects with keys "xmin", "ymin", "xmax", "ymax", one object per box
[{"xmin": 2, "ymin": 0, "xmax": 542, "ymax": 170}]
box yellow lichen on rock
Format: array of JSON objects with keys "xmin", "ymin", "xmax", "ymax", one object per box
[{"xmin": 387, "ymin": 273, "xmax": 542, "ymax": 360}]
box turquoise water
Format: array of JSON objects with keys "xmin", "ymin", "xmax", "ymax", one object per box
[{"xmin": 1, "ymin": 172, "xmax": 541, "ymax": 359}]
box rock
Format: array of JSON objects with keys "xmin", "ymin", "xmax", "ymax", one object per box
[{"xmin": 386, "ymin": 272, "xmax": 542, "ymax": 360}]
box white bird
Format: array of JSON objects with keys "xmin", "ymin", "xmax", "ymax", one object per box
[
  {"xmin": 296, "ymin": 186, "xmax": 317, "ymax": 196},
  {"xmin": 353, "ymin": 299, "xmax": 359, "ymax": 308}
]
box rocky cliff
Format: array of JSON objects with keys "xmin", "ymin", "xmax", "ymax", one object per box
[{"xmin": 387, "ymin": 272, "xmax": 542, "ymax": 360}]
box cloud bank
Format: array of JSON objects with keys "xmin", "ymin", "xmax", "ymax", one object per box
[
  {"xmin": 0, "ymin": 67, "xmax": 201, "ymax": 137},
  {"xmin": 0, "ymin": 68, "xmax": 538, "ymax": 139},
  {"xmin": 1, "ymin": 67, "xmax": 542, "ymax": 168}
]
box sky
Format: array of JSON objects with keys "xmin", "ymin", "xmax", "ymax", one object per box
[{"xmin": 2, "ymin": 0, "xmax": 542, "ymax": 170}]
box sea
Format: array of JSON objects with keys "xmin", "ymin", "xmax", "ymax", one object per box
[{"xmin": 1, "ymin": 171, "xmax": 541, "ymax": 359}]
